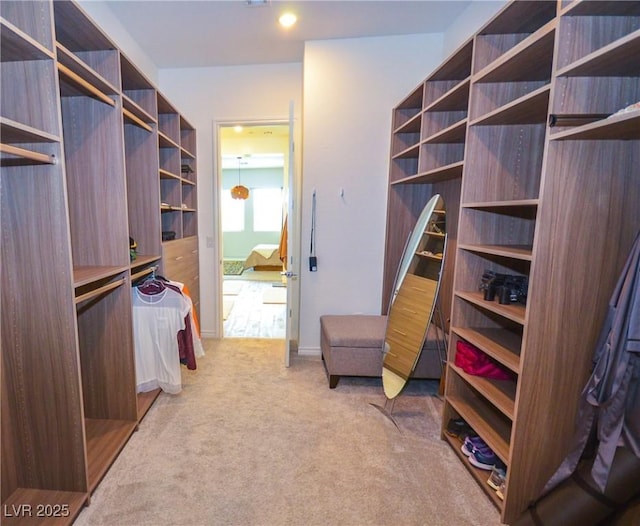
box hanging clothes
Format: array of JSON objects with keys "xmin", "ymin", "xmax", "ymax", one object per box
[
  {"xmin": 543, "ymin": 231, "xmax": 640, "ymax": 495},
  {"xmin": 279, "ymin": 214, "xmax": 288, "ymax": 264},
  {"xmin": 132, "ymin": 284, "xmax": 191, "ymax": 394},
  {"xmin": 165, "ymin": 279, "xmax": 205, "ymax": 368}
]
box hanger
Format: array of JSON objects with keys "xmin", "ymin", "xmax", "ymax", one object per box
[{"xmin": 135, "ymin": 266, "xmax": 166, "ymax": 295}]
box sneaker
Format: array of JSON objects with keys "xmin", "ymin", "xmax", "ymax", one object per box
[
  {"xmin": 446, "ymin": 418, "xmax": 475, "ymax": 439},
  {"xmin": 461, "ymin": 435, "xmax": 489, "ymax": 457},
  {"xmin": 487, "ymin": 463, "xmax": 506, "ymax": 491},
  {"xmin": 468, "ymin": 446, "xmax": 499, "ymax": 470}
]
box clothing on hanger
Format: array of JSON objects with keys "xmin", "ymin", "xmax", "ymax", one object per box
[{"xmin": 132, "ymin": 284, "xmax": 191, "ymax": 394}]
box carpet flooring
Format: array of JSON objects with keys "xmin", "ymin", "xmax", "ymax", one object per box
[{"xmin": 74, "ymin": 339, "xmax": 502, "ymax": 526}]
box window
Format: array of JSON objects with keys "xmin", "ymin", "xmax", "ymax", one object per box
[
  {"xmin": 221, "ymin": 192, "xmax": 245, "ymax": 232},
  {"xmin": 253, "ymin": 188, "xmax": 283, "ymax": 232}
]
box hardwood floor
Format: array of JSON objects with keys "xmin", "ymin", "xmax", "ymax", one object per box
[{"xmin": 223, "ymin": 274, "xmax": 286, "ymax": 338}]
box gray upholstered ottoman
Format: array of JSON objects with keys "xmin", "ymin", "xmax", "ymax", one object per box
[{"xmin": 320, "ymin": 314, "xmax": 443, "ymax": 388}]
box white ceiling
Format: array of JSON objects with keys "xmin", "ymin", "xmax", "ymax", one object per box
[{"xmin": 104, "ymin": 0, "xmax": 476, "ymax": 68}]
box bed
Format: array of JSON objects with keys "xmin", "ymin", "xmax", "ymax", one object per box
[{"xmin": 243, "ymin": 244, "xmax": 283, "ymax": 271}]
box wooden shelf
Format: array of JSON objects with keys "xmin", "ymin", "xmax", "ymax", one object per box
[
  {"xmin": 451, "ymin": 326, "xmax": 522, "ymax": 373},
  {"xmin": 429, "ymin": 40, "xmax": 473, "ymax": 81},
  {"xmin": 555, "ymin": 28, "xmax": 640, "ymax": 78},
  {"xmin": 455, "ymin": 290, "xmax": 526, "ymax": 325},
  {"xmin": 1, "ymin": 18, "xmax": 54, "ymax": 61},
  {"xmin": 56, "ymin": 43, "xmax": 118, "ymax": 95},
  {"xmin": 391, "ymin": 142, "xmax": 420, "ymax": 160},
  {"xmin": 462, "ymin": 199, "xmax": 539, "ymax": 210},
  {"xmin": 425, "ymin": 78, "xmax": 470, "ymax": 113},
  {"xmin": 130, "ymin": 254, "xmax": 162, "ymax": 271},
  {"xmin": 180, "ymin": 145, "xmax": 196, "ymax": 159},
  {"xmin": 442, "ymin": 434, "xmax": 505, "ymax": 509},
  {"xmin": 158, "ymin": 131, "xmax": 180, "ymax": 149},
  {"xmin": 73, "ymin": 265, "xmax": 128, "ymax": 288},
  {"xmin": 394, "ymin": 111, "xmax": 422, "ymax": 134},
  {"xmin": 449, "ymin": 363, "xmax": 516, "ymax": 420},
  {"xmin": 84, "ymin": 418, "xmax": 137, "ymax": 492},
  {"xmin": 561, "ymin": 1, "xmax": 640, "ymax": 16},
  {"xmin": 446, "ymin": 385, "xmax": 511, "ymax": 463},
  {"xmin": 392, "ymin": 84, "xmax": 424, "ymax": 130},
  {"xmin": 470, "ymin": 85, "xmax": 551, "ymax": 126},
  {"xmin": 1, "ymin": 117, "xmax": 60, "ymax": 144},
  {"xmin": 550, "ymin": 109, "xmax": 640, "ymax": 141},
  {"xmin": 159, "ymin": 168, "xmax": 180, "ymax": 180},
  {"xmin": 474, "ymin": 22, "xmax": 556, "ymax": 83},
  {"xmin": 458, "ymin": 243, "xmax": 533, "ymax": 261},
  {"xmin": 422, "ymin": 118, "xmax": 467, "ymax": 144},
  {"xmin": 393, "ymin": 161, "xmax": 464, "ymax": 185}
]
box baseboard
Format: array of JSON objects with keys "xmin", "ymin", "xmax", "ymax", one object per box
[
  {"xmin": 297, "ymin": 347, "xmax": 321, "ymax": 357},
  {"xmin": 201, "ymin": 330, "xmax": 219, "ymax": 339}
]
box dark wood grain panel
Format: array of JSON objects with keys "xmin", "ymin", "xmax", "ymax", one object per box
[
  {"xmin": 84, "ymin": 419, "xmax": 137, "ymax": 491},
  {"xmin": 0, "ymin": 0, "xmax": 55, "ymax": 50},
  {"xmin": 1, "ymin": 60, "xmax": 60, "ymax": 135},
  {"xmin": 53, "ymin": 1, "xmax": 115, "ymax": 53},
  {"xmin": 77, "ymin": 281, "xmax": 137, "ymax": 421},
  {"xmin": 61, "ymin": 95, "xmax": 129, "ymax": 268},
  {"xmin": 125, "ymin": 121, "xmax": 162, "ymax": 257},
  {"xmin": 1, "ymin": 157, "xmax": 87, "ymax": 495}
]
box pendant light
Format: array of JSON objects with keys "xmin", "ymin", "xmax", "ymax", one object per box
[{"xmin": 231, "ymin": 156, "xmax": 249, "ymax": 200}]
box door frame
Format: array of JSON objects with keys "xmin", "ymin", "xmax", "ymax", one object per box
[{"xmin": 214, "ymin": 118, "xmax": 300, "ymax": 354}]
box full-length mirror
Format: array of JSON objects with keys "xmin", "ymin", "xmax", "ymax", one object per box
[{"xmin": 382, "ymin": 194, "xmax": 446, "ymax": 399}]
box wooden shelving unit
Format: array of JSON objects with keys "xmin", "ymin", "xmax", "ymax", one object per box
[
  {"xmin": 425, "ymin": 1, "xmax": 640, "ymax": 523},
  {"xmin": 382, "ymin": 1, "xmax": 639, "ymax": 523},
  {"xmin": 1, "ymin": 1, "xmax": 199, "ymax": 524},
  {"xmin": 383, "ymin": 39, "xmax": 473, "ymax": 327}
]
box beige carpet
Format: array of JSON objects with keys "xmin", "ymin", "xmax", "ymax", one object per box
[{"xmin": 74, "ymin": 339, "xmax": 502, "ymax": 526}]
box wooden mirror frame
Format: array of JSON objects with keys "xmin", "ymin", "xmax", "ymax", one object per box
[{"xmin": 382, "ymin": 194, "xmax": 446, "ymax": 399}]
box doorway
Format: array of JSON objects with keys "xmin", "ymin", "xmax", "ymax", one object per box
[{"xmin": 218, "ymin": 123, "xmax": 290, "ymax": 338}]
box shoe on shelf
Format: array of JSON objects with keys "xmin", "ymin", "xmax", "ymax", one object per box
[
  {"xmin": 461, "ymin": 435, "xmax": 489, "ymax": 457},
  {"xmin": 469, "ymin": 446, "xmax": 499, "ymax": 470},
  {"xmin": 487, "ymin": 463, "xmax": 507, "ymax": 491},
  {"xmin": 445, "ymin": 418, "xmax": 476, "ymax": 440}
]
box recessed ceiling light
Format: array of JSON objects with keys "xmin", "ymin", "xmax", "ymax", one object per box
[
  {"xmin": 278, "ymin": 12, "xmax": 297, "ymax": 28},
  {"xmin": 233, "ymin": 125, "xmax": 243, "ymax": 133}
]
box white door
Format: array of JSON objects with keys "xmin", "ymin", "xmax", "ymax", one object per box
[{"xmin": 283, "ymin": 102, "xmax": 299, "ymax": 366}]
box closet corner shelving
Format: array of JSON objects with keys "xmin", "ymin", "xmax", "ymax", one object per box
[
  {"xmin": 383, "ymin": 37, "xmax": 473, "ymax": 331},
  {"xmin": 1, "ymin": 1, "xmax": 199, "ymax": 523},
  {"xmin": 1, "ymin": 0, "xmax": 89, "ymax": 521},
  {"xmin": 431, "ymin": 0, "xmax": 640, "ymax": 523}
]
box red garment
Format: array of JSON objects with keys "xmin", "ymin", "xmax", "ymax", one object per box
[
  {"xmin": 455, "ymin": 339, "xmax": 513, "ymax": 380},
  {"xmin": 164, "ymin": 282, "xmax": 197, "ymax": 370}
]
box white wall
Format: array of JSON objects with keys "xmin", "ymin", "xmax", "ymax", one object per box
[
  {"xmin": 158, "ymin": 64, "xmax": 303, "ymax": 338},
  {"xmin": 298, "ymin": 33, "xmax": 443, "ymax": 353}
]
